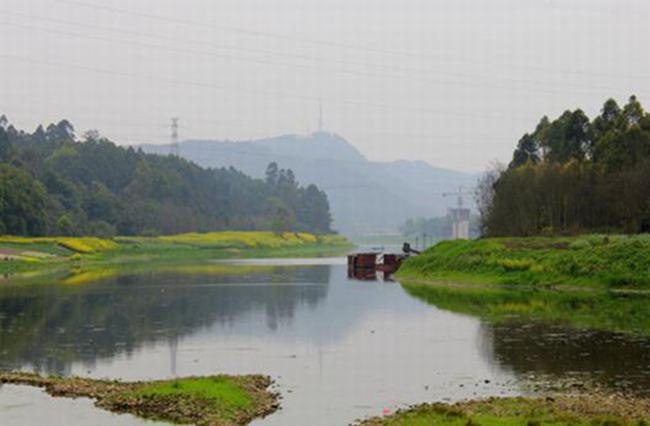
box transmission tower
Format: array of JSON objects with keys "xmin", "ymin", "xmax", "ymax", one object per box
[
  {"xmin": 170, "ymin": 117, "xmax": 180, "ymax": 156},
  {"xmin": 318, "ymin": 98, "xmax": 323, "ymax": 132}
]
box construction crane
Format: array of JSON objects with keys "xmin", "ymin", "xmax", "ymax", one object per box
[{"xmin": 442, "ymin": 186, "xmax": 470, "ymax": 209}]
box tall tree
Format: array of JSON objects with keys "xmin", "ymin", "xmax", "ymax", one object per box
[
  {"xmin": 265, "ymin": 162, "xmax": 278, "ymax": 186},
  {"xmin": 621, "ymin": 95, "xmax": 644, "ymax": 129},
  {"xmin": 565, "ymin": 109, "xmax": 593, "ymax": 161},
  {"xmin": 509, "ymin": 133, "xmax": 539, "ymax": 168}
]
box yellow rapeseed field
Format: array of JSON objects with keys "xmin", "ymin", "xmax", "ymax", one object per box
[
  {"xmin": 1, "ymin": 232, "xmax": 347, "ymax": 257},
  {"xmin": 157, "ymin": 231, "xmax": 336, "ymax": 248},
  {"xmin": 0, "ymin": 237, "xmax": 118, "ymax": 254},
  {"xmin": 56, "ymin": 238, "xmax": 119, "ymax": 253}
]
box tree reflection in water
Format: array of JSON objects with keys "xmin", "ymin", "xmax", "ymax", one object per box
[
  {"xmin": 480, "ymin": 322, "xmax": 650, "ymax": 395},
  {"xmin": 403, "ymin": 282, "xmax": 650, "ymax": 396},
  {"xmin": 0, "ymin": 265, "xmax": 330, "ymax": 375}
]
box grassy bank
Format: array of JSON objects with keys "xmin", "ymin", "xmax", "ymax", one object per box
[
  {"xmin": 397, "ymin": 235, "xmax": 650, "ymax": 289},
  {"xmin": 0, "ymin": 371, "xmax": 278, "ymax": 425},
  {"xmin": 358, "ymin": 396, "xmax": 650, "ymax": 426},
  {"xmin": 0, "ymin": 232, "xmax": 352, "ymax": 278}
]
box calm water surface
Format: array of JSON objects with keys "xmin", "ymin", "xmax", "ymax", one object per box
[{"xmin": 0, "ymin": 258, "xmax": 649, "ymax": 425}]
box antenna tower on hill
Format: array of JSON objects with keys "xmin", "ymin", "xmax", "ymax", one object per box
[
  {"xmin": 318, "ymin": 99, "xmax": 323, "ymax": 132},
  {"xmin": 170, "ymin": 117, "xmax": 180, "ymax": 156}
]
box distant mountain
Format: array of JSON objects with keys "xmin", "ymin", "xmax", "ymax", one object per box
[{"xmin": 140, "ymin": 132, "xmax": 478, "ymax": 235}]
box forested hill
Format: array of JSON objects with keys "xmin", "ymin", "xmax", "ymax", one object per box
[
  {"xmin": 140, "ymin": 132, "xmax": 477, "ymax": 235},
  {"xmin": 480, "ymin": 96, "xmax": 650, "ymax": 236},
  {"xmin": 0, "ymin": 117, "xmax": 332, "ymax": 237}
]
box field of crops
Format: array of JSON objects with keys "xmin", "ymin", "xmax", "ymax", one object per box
[
  {"xmin": 156, "ymin": 231, "xmax": 320, "ymax": 248},
  {"xmin": 113, "ymin": 231, "xmax": 348, "ymax": 249},
  {"xmin": 0, "ymin": 232, "xmax": 351, "ymax": 277},
  {"xmin": 0, "ymin": 236, "xmax": 118, "ymax": 254}
]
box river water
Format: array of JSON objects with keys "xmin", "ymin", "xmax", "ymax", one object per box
[{"xmin": 0, "ymin": 258, "xmax": 649, "ymax": 425}]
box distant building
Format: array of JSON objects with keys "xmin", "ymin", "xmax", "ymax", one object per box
[{"xmin": 448, "ymin": 208, "xmax": 470, "ymax": 240}]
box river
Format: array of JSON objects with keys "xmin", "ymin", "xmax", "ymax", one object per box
[{"xmin": 1, "ymin": 257, "xmax": 649, "ymax": 425}]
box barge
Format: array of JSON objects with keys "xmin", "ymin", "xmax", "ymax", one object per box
[{"xmin": 347, "ymin": 243, "xmax": 420, "ymax": 280}]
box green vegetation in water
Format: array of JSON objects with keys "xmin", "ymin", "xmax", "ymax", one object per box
[
  {"xmin": 402, "ymin": 282, "xmax": 650, "ymax": 336},
  {"xmin": 358, "ymin": 396, "xmax": 650, "ymax": 426},
  {"xmin": 0, "ymin": 231, "xmax": 352, "ymax": 279},
  {"xmin": 0, "ymin": 371, "xmax": 279, "ymax": 425},
  {"xmin": 397, "ymin": 235, "xmax": 650, "ymax": 289}
]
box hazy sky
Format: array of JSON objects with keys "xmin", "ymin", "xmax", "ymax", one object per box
[{"xmin": 1, "ymin": 0, "xmax": 649, "ymax": 172}]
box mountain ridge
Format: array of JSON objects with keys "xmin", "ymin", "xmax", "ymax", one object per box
[{"xmin": 140, "ymin": 132, "xmax": 478, "ymax": 235}]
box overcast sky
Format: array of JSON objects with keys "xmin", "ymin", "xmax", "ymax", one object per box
[{"xmin": 1, "ymin": 0, "xmax": 649, "ymax": 172}]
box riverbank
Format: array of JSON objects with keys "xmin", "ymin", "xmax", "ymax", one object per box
[
  {"xmin": 358, "ymin": 395, "xmax": 650, "ymax": 425},
  {"xmin": 0, "ymin": 232, "xmax": 352, "ymax": 279},
  {"xmin": 0, "ymin": 371, "xmax": 278, "ymax": 425},
  {"xmin": 397, "ymin": 235, "xmax": 650, "ymax": 289}
]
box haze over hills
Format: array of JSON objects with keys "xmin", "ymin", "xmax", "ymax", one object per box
[{"xmin": 140, "ymin": 132, "xmax": 478, "ymax": 235}]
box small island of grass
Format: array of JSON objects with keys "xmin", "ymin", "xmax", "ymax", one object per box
[{"xmin": 0, "ymin": 371, "xmax": 279, "ymax": 425}]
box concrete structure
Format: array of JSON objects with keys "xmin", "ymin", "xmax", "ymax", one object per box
[
  {"xmin": 443, "ymin": 186, "xmax": 471, "ymax": 240},
  {"xmin": 448, "ymin": 207, "xmax": 470, "ymax": 240}
]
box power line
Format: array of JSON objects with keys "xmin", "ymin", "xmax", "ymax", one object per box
[
  {"xmin": 0, "ymin": 13, "xmax": 609, "ymax": 98},
  {"xmin": 2, "ymin": 6, "xmax": 645, "ymax": 148},
  {"xmin": 2, "ymin": 16, "xmax": 641, "ymax": 116},
  {"xmin": 0, "ymin": 52, "xmax": 519, "ymax": 121},
  {"xmin": 55, "ymin": 0, "xmax": 444, "ymax": 59},
  {"xmin": 0, "ymin": 9, "xmax": 425, "ymax": 79},
  {"xmin": 52, "ymin": 0, "xmax": 650, "ymax": 83},
  {"xmin": 0, "ymin": 9, "xmax": 639, "ymax": 98}
]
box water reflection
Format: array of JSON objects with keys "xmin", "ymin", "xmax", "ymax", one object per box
[
  {"xmin": 402, "ymin": 281, "xmax": 650, "ymax": 336},
  {"xmin": 0, "ymin": 262, "xmax": 519, "ymax": 426},
  {"xmin": 483, "ymin": 322, "xmax": 650, "ymax": 395},
  {"xmin": 403, "ymin": 281, "xmax": 650, "ymax": 395},
  {"xmin": 2, "ymin": 262, "xmax": 650, "ymax": 425},
  {"xmin": 0, "ymin": 265, "xmax": 330, "ymax": 375}
]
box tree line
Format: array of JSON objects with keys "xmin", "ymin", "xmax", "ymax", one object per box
[
  {"xmin": 0, "ymin": 116, "xmax": 332, "ymax": 236},
  {"xmin": 477, "ymin": 96, "xmax": 650, "ymax": 236}
]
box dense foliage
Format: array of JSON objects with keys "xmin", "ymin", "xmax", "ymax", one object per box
[
  {"xmin": 0, "ymin": 117, "xmax": 332, "ymax": 236},
  {"xmin": 479, "ymin": 96, "xmax": 650, "ymax": 236}
]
